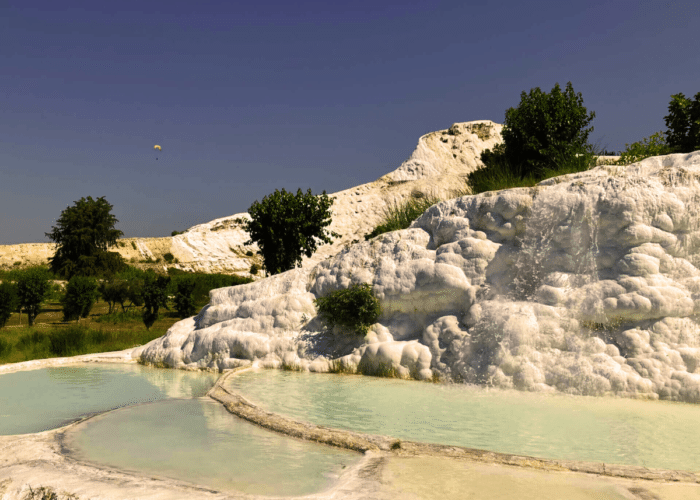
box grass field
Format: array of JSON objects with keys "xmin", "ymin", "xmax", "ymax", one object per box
[{"xmin": 0, "ymin": 297, "xmax": 199, "ymax": 365}]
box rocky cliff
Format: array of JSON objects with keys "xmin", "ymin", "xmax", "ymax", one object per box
[{"xmin": 136, "ymin": 150, "xmax": 700, "ymax": 403}]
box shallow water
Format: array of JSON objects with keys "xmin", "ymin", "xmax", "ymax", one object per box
[
  {"xmin": 0, "ymin": 363, "xmax": 218, "ymax": 435},
  {"xmin": 66, "ymin": 397, "xmax": 360, "ymax": 496},
  {"xmin": 226, "ymin": 369, "xmax": 700, "ymax": 471}
]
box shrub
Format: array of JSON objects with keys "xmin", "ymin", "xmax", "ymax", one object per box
[
  {"xmin": 314, "ymin": 283, "xmax": 381, "ymax": 335},
  {"xmin": 61, "ymin": 276, "xmax": 100, "ymax": 321},
  {"xmin": 616, "ymin": 131, "xmax": 672, "ymax": 165},
  {"xmin": 163, "ymin": 252, "xmax": 175, "ymax": 263},
  {"xmin": 244, "ymin": 188, "xmax": 338, "ymax": 275},
  {"xmin": 171, "ymin": 230, "xmax": 184, "ymax": 236},
  {"xmin": 0, "ymin": 281, "xmax": 19, "ymax": 328},
  {"xmin": 365, "ymin": 195, "xmax": 442, "ymax": 240},
  {"xmin": 664, "ymin": 92, "xmax": 700, "ymax": 153},
  {"xmin": 0, "ymin": 337, "xmax": 11, "ymax": 357},
  {"xmin": 245, "ymin": 250, "xmax": 254, "ymax": 257},
  {"xmin": 49, "ymin": 325, "xmax": 87, "ymax": 356},
  {"xmin": 250, "ymin": 263, "xmax": 260, "ymax": 275},
  {"xmin": 141, "ymin": 272, "xmax": 171, "ymax": 330}
]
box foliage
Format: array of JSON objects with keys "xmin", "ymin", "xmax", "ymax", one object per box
[
  {"xmin": 163, "ymin": 252, "xmax": 175, "ymax": 263},
  {"xmin": 0, "ymin": 337, "xmax": 10, "ymax": 357},
  {"xmin": 250, "ymin": 263, "xmax": 260, "ymax": 275},
  {"xmin": 616, "ymin": 131, "xmax": 672, "ymax": 165},
  {"xmin": 664, "ymin": 92, "xmax": 700, "ymax": 153},
  {"xmin": 49, "ymin": 325, "xmax": 88, "ymax": 356},
  {"xmin": 243, "ymin": 188, "xmax": 338, "ymax": 275},
  {"xmin": 99, "ymin": 278, "xmax": 128, "ymax": 314},
  {"xmin": 173, "ymin": 276, "xmax": 197, "ymax": 318},
  {"xmin": 478, "ymin": 82, "xmax": 595, "ymax": 187},
  {"xmin": 0, "ymin": 281, "xmax": 19, "ymax": 328},
  {"xmin": 364, "ymin": 195, "xmax": 442, "ymax": 240},
  {"xmin": 171, "ymin": 230, "xmax": 184, "ymax": 236},
  {"xmin": 141, "ymin": 272, "xmax": 171, "ymax": 330},
  {"xmin": 314, "ymin": 283, "xmax": 381, "ymax": 335},
  {"xmin": 95, "ymin": 308, "xmax": 143, "ymax": 324},
  {"xmin": 61, "ymin": 276, "xmax": 100, "ymax": 321},
  {"xmin": 15, "ymin": 267, "xmax": 53, "ymax": 326},
  {"xmin": 46, "ymin": 196, "xmax": 125, "ymax": 279}
]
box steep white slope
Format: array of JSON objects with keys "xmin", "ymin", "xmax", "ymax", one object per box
[{"xmin": 137, "ymin": 150, "xmax": 700, "ymax": 403}]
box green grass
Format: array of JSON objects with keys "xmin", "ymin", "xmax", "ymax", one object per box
[{"xmin": 365, "ymin": 194, "xmax": 444, "ymax": 240}]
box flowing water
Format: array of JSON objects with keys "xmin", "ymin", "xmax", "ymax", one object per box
[{"xmin": 226, "ymin": 369, "xmax": 700, "ymax": 471}]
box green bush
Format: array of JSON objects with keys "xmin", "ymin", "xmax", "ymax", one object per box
[
  {"xmin": 171, "ymin": 230, "xmax": 184, "ymax": 236},
  {"xmin": 664, "ymin": 92, "xmax": 700, "ymax": 153},
  {"xmin": 163, "ymin": 252, "xmax": 175, "ymax": 263},
  {"xmin": 15, "ymin": 267, "xmax": 53, "ymax": 326},
  {"xmin": 95, "ymin": 308, "xmax": 143, "ymax": 324},
  {"xmin": 364, "ymin": 195, "xmax": 442, "ymax": 240},
  {"xmin": 616, "ymin": 131, "xmax": 672, "ymax": 165},
  {"xmin": 474, "ymin": 82, "xmax": 595, "ymax": 194},
  {"xmin": 141, "ymin": 272, "xmax": 171, "ymax": 330},
  {"xmin": 250, "ymin": 263, "xmax": 260, "ymax": 275},
  {"xmin": 0, "ymin": 337, "xmax": 11, "ymax": 357},
  {"xmin": 61, "ymin": 276, "xmax": 99, "ymax": 322},
  {"xmin": 49, "ymin": 325, "xmax": 87, "ymax": 356},
  {"xmin": 314, "ymin": 283, "xmax": 381, "ymax": 335}
]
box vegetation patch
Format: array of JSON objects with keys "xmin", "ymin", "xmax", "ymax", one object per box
[
  {"xmin": 364, "ymin": 195, "xmax": 442, "ymax": 240},
  {"xmin": 314, "ymin": 283, "xmax": 381, "ymax": 335}
]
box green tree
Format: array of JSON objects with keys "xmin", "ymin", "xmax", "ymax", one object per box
[
  {"xmin": 61, "ymin": 276, "xmax": 100, "ymax": 322},
  {"xmin": 142, "ymin": 273, "xmax": 171, "ymax": 330},
  {"xmin": 485, "ymin": 82, "xmax": 596, "ymax": 179},
  {"xmin": 46, "ymin": 196, "xmax": 126, "ymax": 279},
  {"xmin": 664, "ymin": 92, "xmax": 700, "ymax": 153},
  {"xmin": 0, "ymin": 281, "xmax": 19, "ymax": 328},
  {"xmin": 15, "ymin": 267, "xmax": 52, "ymax": 326},
  {"xmin": 173, "ymin": 276, "xmax": 197, "ymax": 319},
  {"xmin": 99, "ymin": 278, "xmax": 128, "ymax": 314},
  {"xmin": 243, "ymin": 188, "xmax": 338, "ymax": 275}
]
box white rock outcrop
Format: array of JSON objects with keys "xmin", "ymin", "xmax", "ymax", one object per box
[{"xmin": 136, "ymin": 150, "xmax": 700, "ymax": 403}]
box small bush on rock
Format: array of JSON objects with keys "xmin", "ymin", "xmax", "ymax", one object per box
[
  {"xmin": 314, "ymin": 283, "xmax": 381, "ymax": 335},
  {"xmin": 616, "ymin": 131, "xmax": 672, "ymax": 165}
]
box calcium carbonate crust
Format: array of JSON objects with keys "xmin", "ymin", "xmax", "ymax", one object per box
[{"xmin": 136, "ymin": 151, "xmax": 700, "ymax": 403}]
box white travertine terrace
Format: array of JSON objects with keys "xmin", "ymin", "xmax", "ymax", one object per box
[{"xmin": 137, "ymin": 150, "xmax": 700, "ymax": 403}]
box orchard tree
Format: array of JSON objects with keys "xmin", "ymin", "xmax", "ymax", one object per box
[
  {"xmin": 664, "ymin": 92, "xmax": 700, "ymax": 153},
  {"xmin": 15, "ymin": 267, "xmax": 52, "ymax": 326},
  {"xmin": 142, "ymin": 272, "xmax": 170, "ymax": 330},
  {"xmin": 61, "ymin": 276, "xmax": 100, "ymax": 322},
  {"xmin": 46, "ymin": 196, "xmax": 125, "ymax": 279},
  {"xmin": 0, "ymin": 282, "xmax": 19, "ymax": 328},
  {"xmin": 243, "ymin": 188, "xmax": 338, "ymax": 275}
]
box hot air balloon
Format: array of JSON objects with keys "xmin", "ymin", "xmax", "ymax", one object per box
[{"xmin": 154, "ymin": 144, "xmax": 161, "ymax": 160}]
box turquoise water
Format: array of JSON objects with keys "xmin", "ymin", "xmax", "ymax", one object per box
[
  {"xmin": 0, "ymin": 363, "xmax": 218, "ymax": 434},
  {"xmin": 226, "ymin": 369, "xmax": 700, "ymax": 471},
  {"xmin": 67, "ymin": 397, "xmax": 360, "ymax": 496}
]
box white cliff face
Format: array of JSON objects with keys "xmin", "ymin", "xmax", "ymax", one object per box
[
  {"xmin": 136, "ymin": 150, "xmax": 700, "ymax": 403},
  {"xmin": 0, "ymin": 121, "xmax": 502, "ymax": 276}
]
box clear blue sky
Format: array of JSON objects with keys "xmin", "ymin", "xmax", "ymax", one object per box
[{"xmin": 1, "ymin": 0, "xmax": 698, "ymax": 244}]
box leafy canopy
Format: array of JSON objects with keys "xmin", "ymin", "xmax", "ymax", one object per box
[
  {"xmin": 243, "ymin": 188, "xmax": 338, "ymax": 275},
  {"xmin": 61, "ymin": 276, "xmax": 100, "ymax": 322},
  {"xmin": 0, "ymin": 282, "xmax": 19, "ymax": 328},
  {"xmin": 46, "ymin": 196, "xmax": 125, "ymax": 279},
  {"xmin": 14, "ymin": 267, "xmax": 53, "ymax": 326},
  {"xmin": 664, "ymin": 92, "xmax": 700, "ymax": 154},
  {"xmin": 616, "ymin": 131, "xmax": 672, "ymax": 165}
]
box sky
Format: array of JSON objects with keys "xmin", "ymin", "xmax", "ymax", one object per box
[{"xmin": 1, "ymin": 0, "xmax": 699, "ymax": 245}]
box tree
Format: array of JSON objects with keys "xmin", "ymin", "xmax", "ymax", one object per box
[
  {"xmin": 142, "ymin": 273, "xmax": 171, "ymax": 330},
  {"xmin": 46, "ymin": 196, "xmax": 125, "ymax": 279},
  {"xmin": 490, "ymin": 82, "xmax": 596, "ymax": 178},
  {"xmin": 14, "ymin": 267, "xmax": 52, "ymax": 326},
  {"xmin": 243, "ymin": 188, "xmax": 338, "ymax": 275},
  {"xmin": 61, "ymin": 276, "xmax": 100, "ymax": 322},
  {"xmin": 173, "ymin": 276, "xmax": 197, "ymax": 319},
  {"xmin": 0, "ymin": 282, "xmax": 19, "ymax": 328},
  {"xmin": 664, "ymin": 92, "xmax": 700, "ymax": 154}
]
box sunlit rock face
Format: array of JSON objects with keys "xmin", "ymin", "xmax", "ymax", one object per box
[{"xmin": 136, "ymin": 151, "xmax": 700, "ymax": 402}]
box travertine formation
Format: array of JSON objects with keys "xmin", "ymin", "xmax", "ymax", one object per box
[
  {"xmin": 137, "ymin": 150, "xmax": 700, "ymax": 403},
  {"xmin": 0, "ymin": 121, "xmax": 502, "ymax": 275}
]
